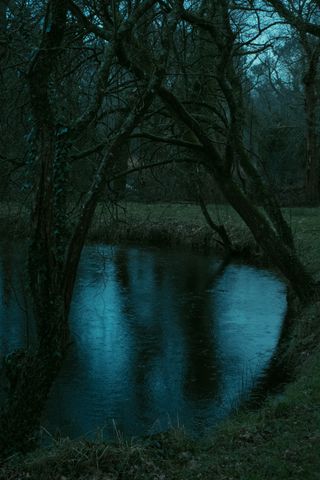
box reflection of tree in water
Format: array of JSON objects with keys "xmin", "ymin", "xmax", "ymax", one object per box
[
  {"xmin": 0, "ymin": 241, "xmax": 33, "ymax": 349},
  {"xmin": 115, "ymin": 249, "xmax": 228, "ymax": 411},
  {"xmin": 177, "ymin": 256, "xmax": 229, "ymax": 403},
  {"xmin": 131, "ymin": 323, "xmax": 163, "ymax": 424},
  {"xmin": 113, "ymin": 247, "xmax": 165, "ymax": 423},
  {"xmin": 113, "ymin": 248, "xmax": 130, "ymax": 290},
  {"xmin": 1, "ymin": 241, "xmax": 13, "ymax": 306}
]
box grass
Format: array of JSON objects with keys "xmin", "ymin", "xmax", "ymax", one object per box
[
  {"xmin": 92, "ymin": 202, "xmax": 320, "ymax": 273},
  {"xmin": 3, "ymin": 344, "xmax": 320, "ymax": 479},
  {"xmin": 1, "ymin": 201, "xmax": 320, "ymax": 479},
  {"xmin": 3, "ymin": 199, "xmax": 319, "ymax": 274}
]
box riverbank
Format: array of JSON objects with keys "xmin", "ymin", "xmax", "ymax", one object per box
[
  {"xmin": 2, "ymin": 201, "xmax": 319, "ymax": 273},
  {"xmin": 1, "ymin": 202, "xmax": 320, "ymax": 479},
  {"xmin": 101, "ymin": 203, "xmax": 320, "ymax": 270}
]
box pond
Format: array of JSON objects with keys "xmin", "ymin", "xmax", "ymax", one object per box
[{"xmin": 0, "ymin": 244, "xmax": 287, "ymax": 440}]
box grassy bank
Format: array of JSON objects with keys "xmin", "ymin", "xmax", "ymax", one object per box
[
  {"xmin": 1, "ymin": 202, "xmax": 320, "ymax": 479},
  {"xmin": 2, "ymin": 200, "xmax": 320, "ymax": 274},
  {"xmin": 91, "ymin": 202, "xmax": 320, "ymax": 274}
]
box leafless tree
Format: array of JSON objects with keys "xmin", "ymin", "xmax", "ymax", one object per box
[
  {"xmin": 261, "ymin": 0, "xmax": 320, "ymax": 203},
  {"xmin": 0, "ymin": 0, "xmax": 179, "ymax": 454}
]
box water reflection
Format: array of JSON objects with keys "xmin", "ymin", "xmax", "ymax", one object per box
[
  {"xmin": 0, "ymin": 244, "xmax": 286, "ymax": 439},
  {"xmin": 0, "ymin": 242, "xmax": 32, "ymax": 354}
]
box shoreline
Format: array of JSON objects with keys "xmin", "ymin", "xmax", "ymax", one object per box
[{"xmin": 1, "ymin": 203, "xmax": 320, "ymax": 479}]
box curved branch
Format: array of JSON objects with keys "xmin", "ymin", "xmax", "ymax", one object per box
[
  {"xmin": 129, "ymin": 131, "xmax": 203, "ymax": 151},
  {"xmin": 265, "ymin": 0, "xmax": 320, "ymax": 37}
]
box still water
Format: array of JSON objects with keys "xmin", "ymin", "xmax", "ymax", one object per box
[{"xmin": 0, "ymin": 244, "xmax": 286, "ymax": 440}]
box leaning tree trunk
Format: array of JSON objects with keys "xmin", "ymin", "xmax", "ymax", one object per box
[
  {"xmin": 216, "ymin": 47, "xmax": 295, "ymax": 250},
  {"xmin": 303, "ymin": 46, "xmax": 320, "ymax": 205},
  {"xmin": 210, "ymin": 166, "xmax": 317, "ymax": 302},
  {"xmin": 156, "ymin": 85, "xmax": 318, "ymax": 301}
]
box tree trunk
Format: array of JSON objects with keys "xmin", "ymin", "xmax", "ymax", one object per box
[
  {"xmin": 211, "ymin": 167, "xmax": 317, "ymax": 302},
  {"xmin": 0, "ymin": 304, "xmax": 67, "ymax": 454},
  {"xmin": 217, "ymin": 50, "xmax": 295, "ymax": 250},
  {"xmin": 0, "ymin": 132, "xmax": 71, "ymax": 454},
  {"xmin": 304, "ymin": 47, "xmax": 320, "ymax": 205},
  {"xmin": 0, "ymin": 1, "xmax": 6, "ymax": 31},
  {"xmin": 0, "ymin": 0, "xmax": 70, "ymax": 456},
  {"xmin": 0, "ymin": 1, "xmax": 8, "ymax": 62}
]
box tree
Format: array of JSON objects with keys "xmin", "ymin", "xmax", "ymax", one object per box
[
  {"xmin": 0, "ymin": 0, "xmax": 176, "ymax": 454},
  {"xmin": 265, "ymin": 0, "xmax": 320, "ymax": 37},
  {"xmin": 301, "ymin": 33, "xmax": 320, "ymax": 204},
  {"xmin": 263, "ymin": 0, "xmax": 320, "ymax": 203},
  {"xmin": 114, "ymin": 0, "xmax": 316, "ymax": 298}
]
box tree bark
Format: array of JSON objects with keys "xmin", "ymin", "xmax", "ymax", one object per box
[
  {"xmin": 303, "ymin": 45, "xmax": 320, "ymax": 205},
  {"xmin": 0, "ymin": 0, "xmax": 69, "ymax": 455},
  {"xmin": 0, "ymin": 307, "xmax": 67, "ymax": 454}
]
